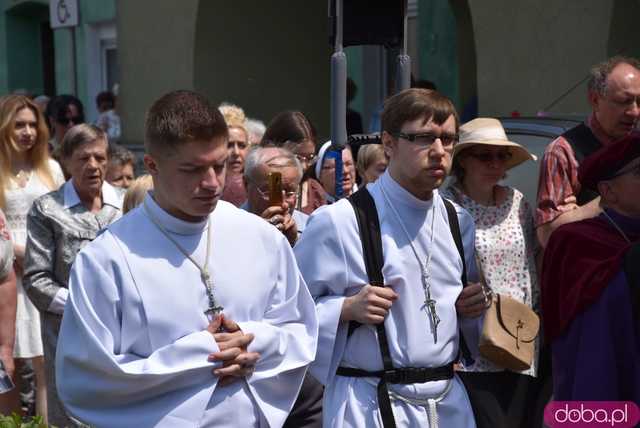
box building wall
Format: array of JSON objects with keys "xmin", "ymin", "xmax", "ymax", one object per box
[
  {"xmin": 0, "ymin": 0, "xmax": 116, "ymax": 122},
  {"xmin": 192, "ymin": 1, "xmax": 330, "ymax": 142},
  {"xmin": 117, "ymin": 0, "xmax": 199, "ymax": 145},
  {"xmin": 0, "ymin": 0, "xmax": 49, "ymax": 96},
  {"xmin": 470, "ymin": 1, "xmax": 617, "ymax": 117}
]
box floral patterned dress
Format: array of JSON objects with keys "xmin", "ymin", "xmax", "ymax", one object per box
[{"xmin": 442, "ymin": 184, "xmax": 540, "ymax": 377}]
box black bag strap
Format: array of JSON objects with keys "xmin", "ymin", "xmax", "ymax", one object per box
[
  {"xmin": 562, "ymin": 123, "xmax": 602, "ymax": 205},
  {"xmin": 442, "ymin": 198, "xmax": 473, "ymax": 363},
  {"xmin": 623, "ymin": 242, "xmax": 640, "ymax": 322},
  {"xmin": 347, "ymin": 188, "xmax": 396, "ymax": 428}
]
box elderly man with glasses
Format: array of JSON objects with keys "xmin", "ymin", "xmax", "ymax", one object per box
[
  {"xmin": 536, "ymin": 56, "xmax": 640, "ymax": 248},
  {"xmin": 242, "ymin": 145, "xmax": 309, "ymax": 246}
]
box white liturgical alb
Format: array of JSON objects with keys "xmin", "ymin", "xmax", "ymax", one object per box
[{"xmin": 56, "ymin": 195, "xmax": 318, "ymax": 428}]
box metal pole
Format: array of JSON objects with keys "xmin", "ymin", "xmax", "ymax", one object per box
[
  {"xmin": 395, "ymin": 0, "xmax": 411, "ymax": 93},
  {"xmin": 70, "ymin": 26, "xmax": 77, "ymax": 95},
  {"xmin": 329, "ymin": 0, "xmax": 347, "ymax": 198}
]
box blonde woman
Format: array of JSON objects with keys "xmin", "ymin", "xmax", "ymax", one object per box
[
  {"xmin": 219, "ymin": 103, "xmax": 250, "ymax": 206},
  {"xmin": 0, "ymin": 95, "xmax": 64, "ymax": 419},
  {"xmin": 356, "ymin": 143, "xmax": 387, "ymax": 186},
  {"xmin": 123, "ymin": 174, "xmax": 154, "ymax": 214}
]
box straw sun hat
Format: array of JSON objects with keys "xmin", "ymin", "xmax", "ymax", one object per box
[{"xmin": 453, "ymin": 118, "xmax": 536, "ymax": 170}]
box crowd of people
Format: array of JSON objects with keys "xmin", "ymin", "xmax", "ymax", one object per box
[{"xmin": 0, "ymin": 55, "xmax": 637, "ymax": 428}]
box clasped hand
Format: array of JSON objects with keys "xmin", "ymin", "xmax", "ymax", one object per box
[
  {"xmin": 206, "ymin": 315, "xmax": 260, "ymax": 386},
  {"xmin": 340, "ymin": 284, "xmax": 398, "ymax": 325}
]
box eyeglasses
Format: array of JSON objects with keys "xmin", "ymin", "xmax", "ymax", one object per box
[
  {"xmin": 394, "ymin": 132, "xmax": 458, "ymax": 147},
  {"xmin": 321, "ymin": 161, "xmax": 354, "ymax": 171},
  {"xmin": 605, "ymin": 95, "xmax": 640, "ymax": 111},
  {"xmin": 295, "ymin": 153, "xmax": 317, "ymax": 163},
  {"xmin": 57, "ymin": 116, "xmax": 83, "ymax": 126},
  {"xmin": 254, "ymin": 186, "xmax": 299, "ymax": 201},
  {"xmin": 467, "ymin": 151, "xmax": 513, "ymax": 163}
]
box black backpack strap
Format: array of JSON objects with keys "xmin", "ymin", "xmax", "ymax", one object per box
[
  {"xmin": 442, "ymin": 198, "xmax": 473, "ymax": 364},
  {"xmin": 623, "ymin": 243, "xmax": 640, "ymax": 323},
  {"xmin": 347, "ymin": 188, "xmax": 397, "ymax": 428},
  {"xmin": 562, "ymin": 123, "xmax": 602, "ymax": 205}
]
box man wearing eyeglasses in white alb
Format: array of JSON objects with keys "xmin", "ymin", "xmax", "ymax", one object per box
[{"xmin": 242, "ymin": 145, "xmax": 309, "ymax": 246}]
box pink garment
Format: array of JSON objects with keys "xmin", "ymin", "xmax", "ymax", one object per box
[{"xmin": 221, "ymin": 172, "xmax": 247, "ymax": 207}]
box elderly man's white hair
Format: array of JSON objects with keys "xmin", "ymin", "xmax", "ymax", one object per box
[
  {"xmin": 245, "ymin": 118, "xmax": 266, "ymax": 142},
  {"xmin": 244, "ymin": 146, "xmax": 303, "ymax": 183}
]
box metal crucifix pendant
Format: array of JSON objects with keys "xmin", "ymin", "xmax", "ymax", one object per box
[
  {"xmin": 204, "ymin": 304, "xmax": 224, "ymax": 321},
  {"xmin": 202, "ymin": 272, "xmax": 223, "ymax": 321},
  {"xmin": 423, "ymin": 297, "xmax": 440, "ymax": 343}
]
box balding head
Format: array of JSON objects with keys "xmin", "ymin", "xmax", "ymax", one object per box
[
  {"xmin": 588, "ymin": 57, "xmax": 640, "ymax": 140},
  {"xmin": 243, "ymin": 146, "xmax": 303, "ymax": 215}
]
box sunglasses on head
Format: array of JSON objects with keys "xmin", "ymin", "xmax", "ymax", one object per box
[{"xmin": 57, "ymin": 116, "xmax": 83, "ymax": 126}]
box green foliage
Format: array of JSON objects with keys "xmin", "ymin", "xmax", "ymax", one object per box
[{"xmin": 0, "ymin": 413, "xmax": 51, "ymax": 428}]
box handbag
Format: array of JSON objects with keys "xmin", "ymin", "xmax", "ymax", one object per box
[
  {"xmin": 479, "ymin": 293, "xmax": 539, "ymax": 371},
  {"xmin": 476, "ymin": 257, "xmax": 540, "ymax": 371}
]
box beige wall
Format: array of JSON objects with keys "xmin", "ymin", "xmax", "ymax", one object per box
[
  {"xmin": 193, "ymin": 1, "xmax": 330, "ymax": 140},
  {"xmin": 117, "ymin": 0, "xmax": 200, "ymax": 145},
  {"xmin": 469, "ymin": 1, "xmax": 617, "ymax": 117},
  {"xmin": 117, "ymin": 0, "xmax": 331, "ymax": 146}
]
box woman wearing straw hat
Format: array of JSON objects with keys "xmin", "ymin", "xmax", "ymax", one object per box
[{"xmin": 442, "ymin": 118, "xmax": 540, "ymax": 428}]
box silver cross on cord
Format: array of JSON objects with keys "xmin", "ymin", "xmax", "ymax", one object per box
[{"xmin": 423, "ymin": 297, "xmax": 440, "ymax": 343}]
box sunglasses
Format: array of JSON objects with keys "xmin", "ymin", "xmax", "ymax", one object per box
[
  {"xmin": 467, "ymin": 151, "xmax": 513, "ymax": 163},
  {"xmin": 57, "ymin": 116, "xmax": 84, "ymax": 126}
]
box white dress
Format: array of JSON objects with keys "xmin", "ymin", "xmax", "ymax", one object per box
[{"xmin": 4, "ymin": 159, "xmax": 64, "ymax": 358}]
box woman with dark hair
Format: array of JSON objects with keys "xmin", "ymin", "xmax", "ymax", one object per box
[
  {"xmin": 0, "ymin": 94, "xmax": 65, "ymax": 419},
  {"xmin": 262, "ymin": 111, "xmax": 326, "ymax": 214}
]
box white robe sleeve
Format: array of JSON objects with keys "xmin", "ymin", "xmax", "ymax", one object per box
[
  {"xmin": 456, "ymin": 205, "xmax": 484, "ymax": 361},
  {"xmin": 56, "ymin": 236, "xmax": 221, "ymax": 427},
  {"xmin": 236, "ymin": 234, "xmax": 318, "ymax": 428},
  {"xmin": 294, "ymin": 206, "xmax": 352, "ymax": 386}
]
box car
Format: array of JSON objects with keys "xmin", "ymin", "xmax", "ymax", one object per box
[{"xmin": 499, "ymin": 116, "xmax": 584, "ymax": 206}]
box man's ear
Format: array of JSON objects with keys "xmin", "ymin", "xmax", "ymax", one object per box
[
  {"xmin": 381, "ymin": 131, "xmax": 395, "ymax": 159},
  {"xmin": 588, "ymin": 89, "xmax": 601, "ymax": 112},
  {"xmin": 143, "ymin": 154, "xmax": 159, "ymax": 176}
]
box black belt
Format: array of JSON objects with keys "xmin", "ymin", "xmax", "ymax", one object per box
[
  {"xmin": 336, "ymin": 363, "xmax": 454, "ymax": 384},
  {"xmin": 337, "ymin": 363, "xmax": 454, "ymax": 427}
]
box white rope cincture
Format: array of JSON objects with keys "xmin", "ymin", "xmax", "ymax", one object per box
[{"xmin": 387, "ymin": 379, "xmax": 453, "ymax": 428}]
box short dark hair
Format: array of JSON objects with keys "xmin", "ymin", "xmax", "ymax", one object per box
[
  {"xmin": 588, "ymin": 56, "xmax": 640, "ymax": 96},
  {"xmin": 381, "ymin": 88, "xmax": 459, "ymax": 135},
  {"xmin": 60, "ymin": 124, "xmax": 107, "ymax": 159},
  {"xmin": 96, "ymin": 91, "xmax": 116, "ymax": 109},
  {"xmin": 46, "ymin": 94, "xmax": 85, "ymax": 124},
  {"xmin": 108, "ymin": 144, "xmax": 135, "ymax": 167},
  {"xmin": 262, "ymin": 110, "xmax": 317, "ymax": 147},
  {"xmin": 144, "ymin": 90, "xmax": 228, "ymax": 155}
]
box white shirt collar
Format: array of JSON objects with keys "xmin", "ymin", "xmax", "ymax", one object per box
[
  {"xmin": 379, "ymin": 171, "xmax": 436, "ymax": 211},
  {"xmin": 142, "ymin": 192, "xmax": 208, "ymax": 236},
  {"xmin": 62, "ymin": 180, "xmax": 123, "ymax": 210}
]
